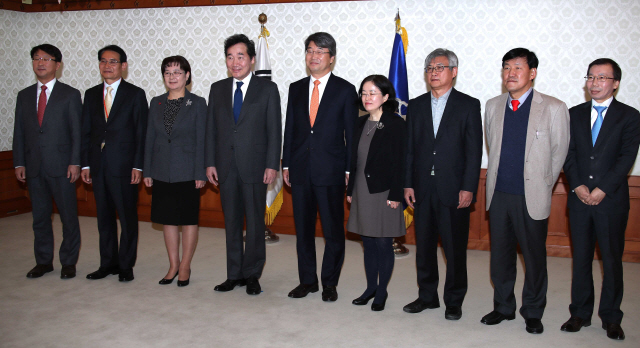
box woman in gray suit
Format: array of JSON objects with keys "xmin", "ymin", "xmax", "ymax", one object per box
[{"xmin": 143, "ymin": 56, "xmax": 207, "ymax": 287}]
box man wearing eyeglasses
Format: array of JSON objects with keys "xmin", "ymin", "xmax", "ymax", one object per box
[
  {"xmin": 402, "ymin": 49, "xmax": 482, "ymax": 320},
  {"xmin": 283, "ymin": 32, "xmax": 358, "ymax": 302},
  {"xmin": 482, "ymin": 48, "xmax": 570, "ymax": 334},
  {"xmin": 81, "ymin": 45, "xmax": 148, "ymax": 282},
  {"xmin": 13, "ymin": 44, "xmax": 82, "ymax": 279},
  {"xmin": 561, "ymin": 59, "xmax": 640, "ymax": 340}
]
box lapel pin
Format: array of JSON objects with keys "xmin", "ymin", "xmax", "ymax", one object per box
[{"xmin": 186, "ymin": 99, "xmax": 192, "ymax": 106}]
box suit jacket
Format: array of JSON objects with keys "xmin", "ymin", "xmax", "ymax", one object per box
[
  {"xmin": 81, "ymin": 79, "xmax": 148, "ymax": 177},
  {"xmin": 485, "ymin": 89, "xmax": 570, "ymax": 220},
  {"xmin": 282, "ymin": 74, "xmax": 358, "ymax": 186},
  {"xmin": 346, "ymin": 112, "xmax": 406, "ymax": 202},
  {"xmin": 404, "ymin": 88, "xmax": 483, "ymax": 207},
  {"xmin": 564, "ymin": 99, "xmax": 640, "ymax": 214},
  {"xmin": 204, "ymin": 74, "xmax": 281, "ymax": 184},
  {"xmin": 143, "ymin": 90, "xmax": 207, "ymax": 182},
  {"xmin": 13, "ymin": 81, "xmax": 82, "ymax": 178}
]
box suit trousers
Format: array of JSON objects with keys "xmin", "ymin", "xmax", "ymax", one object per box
[
  {"xmin": 569, "ymin": 207, "xmax": 627, "ymax": 324},
  {"xmin": 92, "ymin": 151, "xmax": 139, "ymax": 271},
  {"xmin": 218, "ymin": 158, "xmax": 267, "ymax": 280},
  {"xmin": 414, "ymin": 186, "xmax": 469, "ymax": 306},
  {"xmin": 489, "ymin": 191, "xmax": 548, "ymax": 319},
  {"xmin": 27, "ymin": 167, "xmax": 81, "ymax": 266},
  {"xmin": 291, "ymin": 178, "xmax": 345, "ymax": 286}
]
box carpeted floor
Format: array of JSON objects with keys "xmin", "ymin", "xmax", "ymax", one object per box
[{"xmin": 0, "ymin": 213, "xmax": 638, "ymax": 347}]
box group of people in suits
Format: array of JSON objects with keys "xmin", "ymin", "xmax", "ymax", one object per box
[{"xmin": 12, "ymin": 34, "xmax": 639, "ymax": 341}]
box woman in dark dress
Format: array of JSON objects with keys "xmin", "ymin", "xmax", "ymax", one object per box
[
  {"xmin": 143, "ymin": 56, "xmax": 207, "ymax": 287},
  {"xmin": 346, "ymin": 75, "xmax": 406, "ymax": 311}
]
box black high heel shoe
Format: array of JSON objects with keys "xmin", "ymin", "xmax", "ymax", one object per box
[
  {"xmin": 371, "ymin": 293, "xmax": 388, "ymax": 312},
  {"xmin": 159, "ymin": 271, "xmax": 178, "ymax": 285},
  {"xmin": 352, "ymin": 291, "xmax": 376, "ymax": 305},
  {"xmin": 177, "ymin": 270, "xmax": 191, "ymax": 287}
]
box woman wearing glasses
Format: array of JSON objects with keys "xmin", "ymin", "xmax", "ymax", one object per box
[
  {"xmin": 346, "ymin": 75, "xmax": 406, "ymax": 311},
  {"xmin": 143, "ymin": 55, "xmax": 207, "ymax": 287}
]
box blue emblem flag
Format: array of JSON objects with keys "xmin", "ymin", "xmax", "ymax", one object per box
[{"xmin": 388, "ymin": 12, "xmax": 413, "ymax": 228}]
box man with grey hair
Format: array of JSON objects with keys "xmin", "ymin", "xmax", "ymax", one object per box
[
  {"xmin": 403, "ymin": 48, "xmax": 483, "ymax": 320},
  {"xmin": 283, "ymin": 32, "xmax": 358, "ymax": 302}
]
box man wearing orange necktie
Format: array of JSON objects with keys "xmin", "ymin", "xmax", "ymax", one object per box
[
  {"xmin": 13, "ymin": 44, "xmax": 83, "ymax": 280},
  {"xmin": 282, "ymin": 32, "xmax": 359, "ymax": 302},
  {"xmin": 482, "ymin": 48, "xmax": 570, "ymax": 334}
]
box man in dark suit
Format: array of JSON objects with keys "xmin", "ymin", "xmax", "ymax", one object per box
[
  {"xmin": 282, "ymin": 32, "xmax": 358, "ymax": 302},
  {"xmin": 403, "ymin": 49, "xmax": 483, "ymax": 320},
  {"xmin": 81, "ymin": 45, "xmax": 148, "ymax": 282},
  {"xmin": 561, "ymin": 58, "xmax": 640, "ymax": 340},
  {"xmin": 13, "ymin": 44, "xmax": 82, "ymax": 279},
  {"xmin": 205, "ymin": 34, "xmax": 281, "ymax": 295}
]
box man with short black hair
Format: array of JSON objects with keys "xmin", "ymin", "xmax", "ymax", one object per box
[
  {"xmin": 561, "ymin": 58, "xmax": 640, "ymax": 340},
  {"xmin": 205, "ymin": 34, "xmax": 282, "ymax": 295},
  {"xmin": 283, "ymin": 32, "xmax": 358, "ymax": 302},
  {"xmin": 482, "ymin": 48, "xmax": 570, "ymax": 334},
  {"xmin": 13, "ymin": 43, "xmax": 82, "ymax": 279},
  {"xmin": 81, "ymin": 44, "xmax": 148, "ymax": 282}
]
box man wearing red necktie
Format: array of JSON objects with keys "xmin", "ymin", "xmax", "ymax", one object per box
[
  {"xmin": 13, "ymin": 44, "xmax": 83, "ymax": 279},
  {"xmin": 482, "ymin": 48, "xmax": 570, "ymax": 334}
]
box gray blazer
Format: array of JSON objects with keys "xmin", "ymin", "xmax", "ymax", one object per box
[
  {"xmin": 485, "ymin": 89, "xmax": 570, "ymax": 220},
  {"xmin": 204, "ymin": 74, "xmax": 281, "ymax": 184},
  {"xmin": 143, "ymin": 89, "xmax": 207, "ymax": 182},
  {"xmin": 13, "ymin": 81, "xmax": 82, "ymax": 178}
]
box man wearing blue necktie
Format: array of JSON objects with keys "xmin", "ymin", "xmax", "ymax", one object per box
[
  {"xmin": 561, "ymin": 58, "xmax": 640, "ymax": 340},
  {"xmin": 205, "ymin": 34, "xmax": 282, "ymax": 295}
]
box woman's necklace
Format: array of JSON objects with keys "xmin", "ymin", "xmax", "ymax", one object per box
[{"xmin": 366, "ymin": 117, "xmax": 380, "ymax": 136}]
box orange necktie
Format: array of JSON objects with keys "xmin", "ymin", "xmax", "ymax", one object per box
[{"xmin": 310, "ymin": 80, "xmax": 320, "ymax": 127}]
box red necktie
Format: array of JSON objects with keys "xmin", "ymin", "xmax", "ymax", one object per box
[
  {"xmin": 38, "ymin": 85, "xmax": 47, "ymax": 127},
  {"xmin": 511, "ymin": 99, "xmax": 520, "ymax": 112}
]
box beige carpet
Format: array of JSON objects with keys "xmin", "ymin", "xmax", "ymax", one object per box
[{"xmin": 0, "ymin": 213, "xmax": 638, "ymax": 347}]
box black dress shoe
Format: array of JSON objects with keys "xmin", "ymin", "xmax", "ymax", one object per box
[
  {"xmin": 177, "ymin": 270, "xmax": 191, "ymax": 287},
  {"xmin": 26, "ymin": 264, "xmax": 54, "ymax": 278},
  {"xmin": 352, "ymin": 291, "xmax": 376, "ymax": 305},
  {"xmin": 480, "ymin": 310, "xmax": 516, "ymax": 325},
  {"xmin": 525, "ymin": 318, "xmax": 544, "ymax": 334},
  {"xmin": 288, "ymin": 283, "xmax": 319, "ymax": 298},
  {"xmin": 246, "ymin": 276, "xmax": 261, "ymax": 295},
  {"xmin": 560, "ymin": 316, "xmax": 591, "ymax": 332},
  {"xmin": 403, "ymin": 298, "xmax": 440, "ymax": 313},
  {"xmin": 60, "ymin": 265, "xmax": 76, "ymax": 279},
  {"xmin": 445, "ymin": 306, "xmax": 462, "ymax": 320},
  {"xmin": 214, "ymin": 278, "xmax": 246, "ymax": 292},
  {"xmin": 371, "ymin": 293, "xmax": 388, "ymax": 312},
  {"xmin": 119, "ymin": 269, "xmax": 134, "ymax": 282},
  {"xmin": 159, "ymin": 271, "xmax": 179, "ymax": 285},
  {"xmin": 86, "ymin": 267, "xmax": 119, "ymax": 280},
  {"xmin": 322, "ymin": 285, "xmax": 338, "ymax": 302},
  {"xmin": 602, "ymin": 323, "xmax": 625, "ymax": 340}
]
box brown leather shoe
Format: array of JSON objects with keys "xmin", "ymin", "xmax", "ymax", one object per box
[
  {"xmin": 560, "ymin": 316, "xmax": 591, "ymax": 332},
  {"xmin": 602, "ymin": 323, "xmax": 625, "ymax": 340},
  {"xmin": 26, "ymin": 264, "xmax": 54, "ymax": 278},
  {"xmin": 60, "ymin": 265, "xmax": 76, "ymax": 279}
]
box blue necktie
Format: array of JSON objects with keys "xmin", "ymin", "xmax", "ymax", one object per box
[
  {"xmin": 592, "ymin": 106, "xmax": 607, "ymax": 146},
  {"xmin": 233, "ymin": 81, "xmax": 243, "ymax": 124}
]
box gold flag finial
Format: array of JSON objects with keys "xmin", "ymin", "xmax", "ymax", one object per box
[
  {"xmin": 258, "ymin": 13, "xmax": 270, "ymax": 39},
  {"xmin": 395, "ymin": 9, "xmax": 401, "ymax": 33}
]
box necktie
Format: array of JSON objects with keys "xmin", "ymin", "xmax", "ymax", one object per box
[
  {"xmin": 511, "ymin": 99, "xmax": 520, "ymax": 112},
  {"xmin": 233, "ymin": 81, "xmax": 243, "ymax": 124},
  {"xmin": 105, "ymin": 86, "xmax": 113, "ymax": 120},
  {"xmin": 592, "ymin": 106, "xmax": 607, "ymax": 146},
  {"xmin": 37, "ymin": 85, "xmax": 47, "ymax": 127},
  {"xmin": 310, "ymin": 80, "xmax": 320, "ymax": 127}
]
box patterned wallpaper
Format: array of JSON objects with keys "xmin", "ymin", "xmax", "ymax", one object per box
[{"xmin": 2, "ymin": 0, "xmax": 640, "ymax": 173}]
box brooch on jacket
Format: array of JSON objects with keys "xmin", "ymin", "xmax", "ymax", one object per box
[
  {"xmin": 376, "ymin": 122, "xmax": 384, "ymax": 129},
  {"xmin": 186, "ymin": 99, "xmax": 192, "ymax": 106}
]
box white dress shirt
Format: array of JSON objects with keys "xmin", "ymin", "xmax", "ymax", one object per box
[
  {"xmin": 232, "ymin": 73, "xmax": 252, "ymax": 106},
  {"xmin": 591, "ymin": 96, "xmax": 613, "ymax": 128}
]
